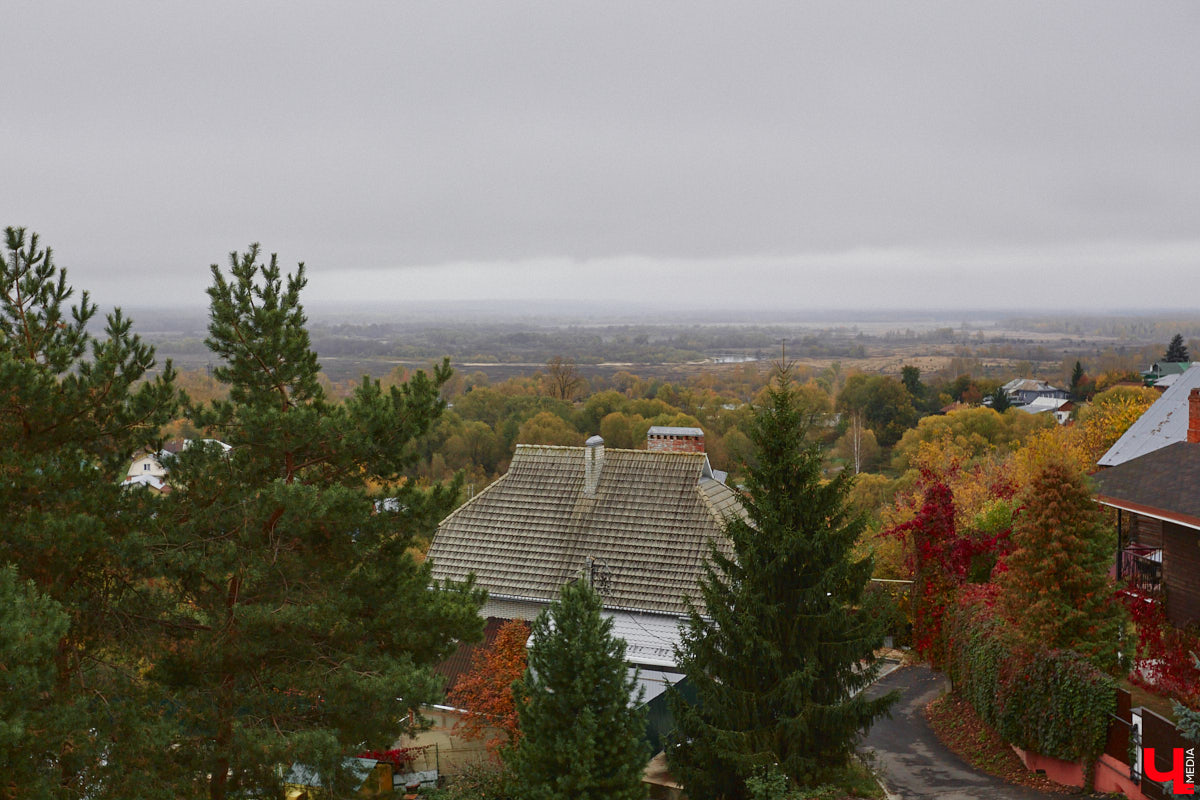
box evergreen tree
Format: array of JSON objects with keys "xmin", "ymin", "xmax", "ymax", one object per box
[
  {"xmin": 150, "ymin": 246, "xmax": 483, "ymax": 800},
  {"xmin": 989, "ymin": 386, "xmax": 1012, "ymax": 412},
  {"xmin": 900, "ymin": 364, "xmax": 924, "ymax": 407},
  {"xmin": 1175, "ymin": 655, "xmax": 1200, "ymax": 743},
  {"xmin": 508, "ymin": 580, "xmax": 648, "ymax": 800},
  {"xmin": 999, "ymin": 459, "xmax": 1125, "ymax": 672},
  {"xmin": 1164, "ymin": 333, "xmax": 1190, "ymax": 363},
  {"xmin": 0, "ymin": 565, "xmax": 69, "ymax": 799},
  {"xmin": 1070, "ymin": 360, "xmax": 1085, "ymax": 400},
  {"xmin": 0, "ymin": 227, "xmax": 179, "ymax": 798},
  {"xmin": 668, "ymin": 365, "xmax": 896, "ymax": 798}
]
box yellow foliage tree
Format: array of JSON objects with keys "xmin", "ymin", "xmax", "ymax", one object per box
[
  {"xmin": 890, "ymin": 406, "xmax": 1051, "ymax": 473},
  {"xmin": 1073, "ymin": 386, "xmax": 1158, "ymax": 465},
  {"xmin": 516, "ymin": 411, "xmax": 583, "ymax": 446}
]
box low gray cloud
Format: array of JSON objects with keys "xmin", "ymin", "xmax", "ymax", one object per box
[{"xmin": 4, "ymin": 1, "xmax": 1197, "ymax": 311}]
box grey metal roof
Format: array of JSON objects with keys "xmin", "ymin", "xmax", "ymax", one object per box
[
  {"xmin": 1098, "ymin": 364, "xmax": 1200, "ymax": 467},
  {"xmin": 427, "ymin": 444, "xmax": 744, "ymax": 616},
  {"xmin": 606, "ymin": 610, "xmax": 682, "ymax": 668},
  {"xmin": 1001, "ymin": 378, "xmax": 1064, "ymax": 394},
  {"xmin": 1016, "ymin": 397, "xmax": 1069, "ymax": 414},
  {"xmin": 647, "ymin": 426, "xmax": 705, "ymax": 437}
]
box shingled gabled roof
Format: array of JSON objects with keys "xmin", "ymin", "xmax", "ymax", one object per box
[
  {"xmin": 427, "ymin": 444, "xmax": 744, "ymax": 616},
  {"xmin": 1093, "ymin": 441, "xmax": 1200, "ymax": 530}
]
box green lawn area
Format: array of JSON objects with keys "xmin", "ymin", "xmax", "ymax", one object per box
[{"xmin": 1122, "ymin": 679, "xmax": 1179, "ymax": 723}]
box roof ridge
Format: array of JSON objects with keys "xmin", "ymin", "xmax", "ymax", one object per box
[
  {"xmin": 514, "ymin": 443, "xmax": 707, "ymax": 455},
  {"xmin": 514, "ymin": 443, "xmax": 582, "ymax": 451}
]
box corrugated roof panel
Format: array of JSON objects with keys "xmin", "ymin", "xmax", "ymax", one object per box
[{"xmin": 1098, "ymin": 365, "xmax": 1200, "ymax": 467}]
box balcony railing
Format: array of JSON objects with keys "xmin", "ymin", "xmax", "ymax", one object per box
[{"xmin": 1120, "ymin": 547, "xmax": 1163, "ymax": 595}]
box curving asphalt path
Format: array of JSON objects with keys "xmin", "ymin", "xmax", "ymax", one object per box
[{"xmin": 860, "ymin": 665, "xmax": 1065, "ymax": 800}]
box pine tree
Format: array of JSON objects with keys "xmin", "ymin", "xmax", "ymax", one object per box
[
  {"xmin": 150, "ymin": 246, "xmax": 484, "ymax": 800},
  {"xmin": 999, "ymin": 459, "xmax": 1125, "ymax": 672},
  {"xmin": 1164, "ymin": 333, "xmax": 1190, "ymax": 363},
  {"xmin": 0, "ymin": 565, "xmax": 69, "ymax": 798},
  {"xmin": 508, "ymin": 580, "xmax": 648, "ymax": 800},
  {"xmin": 0, "ymin": 227, "xmax": 179, "ymax": 798},
  {"xmin": 668, "ymin": 365, "xmax": 896, "ymax": 798}
]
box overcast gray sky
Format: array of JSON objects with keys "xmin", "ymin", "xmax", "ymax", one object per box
[{"xmin": 4, "ymin": 2, "xmax": 1198, "ymax": 313}]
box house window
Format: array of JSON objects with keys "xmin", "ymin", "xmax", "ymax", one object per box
[{"xmin": 143, "ymin": 463, "xmax": 151, "ymax": 471}]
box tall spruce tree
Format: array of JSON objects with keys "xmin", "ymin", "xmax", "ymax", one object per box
[
  {"xmin": 668, "ymin": 364, "xmax": 896, "ymax": 798},
  {"xmin": 149, "ymin": 246, "xmax": 483, "ymax": 800},
  {"xmin": 999, "ymin": 459, "xmax": 1124, "ymax": 672},
  {"xmin": 0, "ymin": 227, "xmax": 179, "ymax": 798},
  {"xmin": 508, "ymin": 580, "xmax": 648, "ymax": 800},
  {"xmin": 1164, "ymin": 333, "xmax": 1190, "ymax": 363}
]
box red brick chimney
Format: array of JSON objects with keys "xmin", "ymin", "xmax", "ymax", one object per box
[
  {"xmin": 647, "ymin": 426, "xmax": 705, "ymax": 453},
  {"xmin": 1189, "ymin": 389, "xmax": 1200, "ymax": 444}
]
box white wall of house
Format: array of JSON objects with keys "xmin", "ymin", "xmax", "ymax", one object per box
[{"xmin": 127, "ymin": 454, "xmax": 167, "ymax": 479}]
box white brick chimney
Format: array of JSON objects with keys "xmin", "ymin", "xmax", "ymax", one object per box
[{"xmin": 584, "ymin": 435, "xmax": 604, "ymax": 495}]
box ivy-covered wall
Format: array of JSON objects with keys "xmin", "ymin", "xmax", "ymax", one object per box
[{"xmin": 945, "ymin": 590, "xmax": 1116, "ymax": 763}]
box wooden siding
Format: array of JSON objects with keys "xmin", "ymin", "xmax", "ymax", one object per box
[
  {"xmin": 1132, "ymin": 513, "xmax": 1163, "ymax": 548},
  {"xmin": 1163, "ymin": 520, "xmax": 1200, "ymax": 627}
]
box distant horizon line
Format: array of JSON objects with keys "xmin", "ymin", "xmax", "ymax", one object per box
[{"xmin": 115, "ymin": 301, "xmax": 1200, "ymax": 321}]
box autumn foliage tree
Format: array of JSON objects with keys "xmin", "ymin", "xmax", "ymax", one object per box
[
  {"xmin": 887, "ymin": 480, "xmax": 959, "ymax": 662},
  {"xmin": 999, "ymin": 459, "xmax": 1125, "ymax": 672},
  {"xmin": 448, "ymin": 619, "xmax": 530, "ymax": 756},
  {"xmin": 1073, "ymin": 385, "xmax": 1158, "ymax": 464},
  {"xmin": 884, "ymin": 441, "xmax": 1017, "ymax": 664},
  {"xmin": 544, "ymin": 356, "xmax": 585, "ymax": 401}
]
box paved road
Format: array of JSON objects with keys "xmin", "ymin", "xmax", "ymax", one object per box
[{"xmin": 861, "ymin": 665, "xmax": 1064, "ymax": 800}]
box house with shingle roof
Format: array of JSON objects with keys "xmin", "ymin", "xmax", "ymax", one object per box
[
  {"xmin": 420, "ymin": 431, "xmax": 744, "ymax": 766},
  {"xmin": 1094, "ymin": 439, "xmax": 1200, "ymax": 627},
  {"xmin": 428, "ymin": 433, "xmax": 743, "ymax": 673}
]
